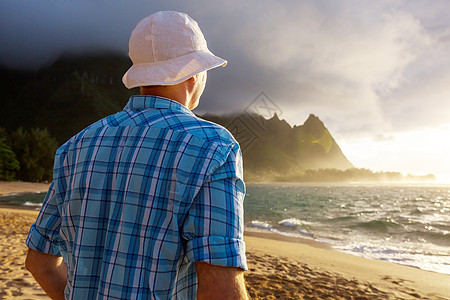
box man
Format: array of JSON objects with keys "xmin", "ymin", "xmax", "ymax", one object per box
[{"xmin": 25, "ymin": 11, "xmax": 248, "ymax": 299}]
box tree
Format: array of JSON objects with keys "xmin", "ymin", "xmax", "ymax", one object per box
[
  {"xmin": 10, "ymin": 128, "xmax": 59, "ymax": 182},
  {"xmin": 0, "ymin": 128, "xmax": 20, "ymax": 181}
]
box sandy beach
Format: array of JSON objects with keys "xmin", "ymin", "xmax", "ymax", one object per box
[
  {"xmin": 0, "ymin": 181, "xmax": 50, "ymax": 196},
  {"xmin": 245, "ymin": 232, "xmax": 450, "ymax": 299},
  {"xmin": 1, "ymin": 182, "xmax": 449, "ymax": 299}
]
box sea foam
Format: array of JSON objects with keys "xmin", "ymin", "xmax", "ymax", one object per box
[
  {"xmin": 23, "ymin": 202, "xmax": 43, "ymax": 207},
  {"xmin": 250, "ymin": 220, "xmax": 273, "ymax": 230},
  {"xmin": 278, "ymin": 218, "xmax": 303, "ymax": 227}
]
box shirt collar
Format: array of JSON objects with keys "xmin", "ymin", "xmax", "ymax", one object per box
[{"xmin": 123, "ymin": 95, "xmax": 195, "ymax": 116}]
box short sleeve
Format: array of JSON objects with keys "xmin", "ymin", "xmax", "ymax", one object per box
[
  {"xmin": 181, "ymin": 143, "xmax": 247, "ymax": 270},
  {"xmin": 26, "ymin": 181, "xmax": 63, "ymax": 256}
]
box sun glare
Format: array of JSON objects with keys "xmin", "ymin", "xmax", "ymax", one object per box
[{"xmin": 340, "ymin": 124, "xmax": 450, "ymax": 183}]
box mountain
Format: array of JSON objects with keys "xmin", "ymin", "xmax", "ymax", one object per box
[
  {"xmin": 294, "ymin": 114, "xmax": 353, "ymax": 170},
  {"xmin": 0, "ymin": 54, "xmax": 353, "ymax": 182},
  {"xmin": 0, "ymin": 53, "xmax": 138, "ymax": 143},
  {"xmin": 200, "ymin": 113, "xmax": 353, "ymax": 181}
]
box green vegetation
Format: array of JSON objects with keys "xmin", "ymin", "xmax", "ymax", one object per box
[
  {"xmin": 0, "ymin": 53, "xmax": 138, "ymax": 144},
  {"xmin": 9, "ymin": 128, "xmax": 59, "ymax": 182},
  {"xmin": 0, "ymin": 128, "xmax": 20, "ymax": 181},
  {"xmin": 0, "ymin": 54, "xmax": 436, "ymax": 183},
  {"xmin": 0, "ymin": 54, "xmax": 137, "ymax": 182},
  {"xmin": 263, "ymin": 168, "xmax": 436, "ymax": 183},
  {"xmin": 0, "ymin": 127, "xmax": 58, "ymax": 182}
]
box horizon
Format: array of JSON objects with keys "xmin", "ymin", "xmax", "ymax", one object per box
[{"xmin": 1, "ymin": 1, "xmax": 450, "ymax": 183}]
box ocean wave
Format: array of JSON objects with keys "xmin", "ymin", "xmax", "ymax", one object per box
[
  {"xmin": 245, "ymin": 225, "xmax": 315, "ymax": 240},
  {"xmin": 23, "ymin": 202, "xmax": 43, "ymax": 207},
  {"xmin": 0, "ymin": 192, "xmax": 19, "ymax": 197},
  {"xmin": 250, "ymin": 220, "xmax": 273, "ymax": 230},
  {"xmin": 353, "ymin": 219, "xmax": 402, "ymax": 232},
  {"xmin": 278, "ymin": 218, "xmax": 303, "ymax": 227},
  {"xmin": 323, "ymin": 216, "xmax": 357, "ymax": 223},
  {"xmin": 278, "ymin": 218, "xmax": 311, "ymax": 236},
  {"xmin": 244, "ymin": 183, "xmax": 450, "ymax": 275},
  {"xmin": 248, "ymin": 219, "xmax": 313, "ymax": 238},
  {"xmin": 414, "ymin": 230, "xmax": 450, "ymax": 247}
]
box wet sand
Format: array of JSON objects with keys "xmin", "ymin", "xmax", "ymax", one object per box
[
  {"xmin": 245, "ymin": 231, "xmax": 450, "ymax": 299},
  {"xmin": 0, "ymin": 181, "xmax": 50, "ymax": 196}
]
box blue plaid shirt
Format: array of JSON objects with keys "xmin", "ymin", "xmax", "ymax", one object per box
[{"xmin": 26, "ymin": 95, "xmax": 247, "ymax": 299}]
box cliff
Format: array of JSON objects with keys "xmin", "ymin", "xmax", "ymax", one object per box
[
  {"xmin": 0, "ymin": 54, "xmax": 353, "ymax": 182},
  {"xmin": 201, "ymin": 113, "xmax": 354, "ymax": 181}
]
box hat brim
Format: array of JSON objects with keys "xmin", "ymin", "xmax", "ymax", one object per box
[{"xmin": 122, "ymin": 50, "xmax": 227, "ymax": 89}]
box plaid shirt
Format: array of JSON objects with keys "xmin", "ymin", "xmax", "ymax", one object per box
[{"xmin": 26, "ymin": 96, "xmax": 247, "ymax": 299}]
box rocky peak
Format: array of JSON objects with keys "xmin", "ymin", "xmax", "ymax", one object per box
[
  {"xmin": 303, "ymin": 114, "xmax": 324, "ymax": 127},
  {"xmin": 302, "ymin": 114, "xmax": 327, "ymax": 138},
  {"xmin": 267, "ymin": 113, "xmax": 292, "ymax": 131}
]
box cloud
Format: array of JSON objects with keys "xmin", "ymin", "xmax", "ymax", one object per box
[
  {"xmin": 0, "ymin": 0, "xmax": 449, "ymax": 142},
  {"xmin": 0, "ymin": 0, "xmax": 191, "ymax": 69},
  {"xmin": 224, "ymin": 1, "xmax": 433, "ymax": 136},
  {"xmin": 381, "ymin": 17, "xmax": 450, "ymax": 132}
]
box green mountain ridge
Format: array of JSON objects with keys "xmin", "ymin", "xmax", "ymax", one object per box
[
  {"xmin": 0, "ymin": 53, "xmax": 138, "ymax": 143},
  {"xmin": 0, "ymin": 54, "xmax": 435, "ymax": 182},
  {"xmin": 200, "ymin": 112, "xmax": 354, "ymax": 181}
]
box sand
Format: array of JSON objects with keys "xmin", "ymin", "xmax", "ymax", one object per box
[
  {"xmin": 245, "ymin": 232, "xmax": 450, "ymax": 299},
  {"xmin": 1, "ymin": 182, "xmax": 449, "ymax": 299},
  {"xmin": 0, "ymin": 209, "xmax": 49, "ymax": 299},
  {"xmin": 0, "ymin": 181, "xmax": 50, "ymax": 196}
]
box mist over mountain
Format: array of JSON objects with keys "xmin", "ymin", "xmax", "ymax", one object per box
[{"xmin": 0, "ymin": 54, "xmax": 435, "ymax": 182}]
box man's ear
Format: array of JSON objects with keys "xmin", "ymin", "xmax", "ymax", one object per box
[
  {"xmin": 191, "ymin": 73, "xmax": 201, "ymax": 82},
  {"xmin": 192, "ymin": 71, "xmax": 207, "ymax": 82},
  {"xmin": 185, "ymin": 75, "xmax": 196, "ymax": 90}
]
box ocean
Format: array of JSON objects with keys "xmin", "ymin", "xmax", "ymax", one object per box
[
  {"xmin": 245, "ymin": 182, "xmax": 450, "ymax": 275},
  {"xmin": 2, "ymin": 182, "xmax": 449, "ymax": 275}
]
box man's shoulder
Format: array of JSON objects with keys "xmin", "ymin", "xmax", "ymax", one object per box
[
  {"xmin": 55, "ymin": 114, "xmax": 113, "ymax": 153},
  {"xmin": 181, "ymin": 114, "xmax": 238, "ymax": 147},
  {"xmin": 56, "ymin": 110, "xmax": 240, "ymax": 155}
]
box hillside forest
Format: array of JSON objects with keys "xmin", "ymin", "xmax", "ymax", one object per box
[{"xmin": 0, "ymin": 54, "xmax": 435, "ymax": 182}]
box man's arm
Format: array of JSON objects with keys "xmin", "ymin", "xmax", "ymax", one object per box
[
  {"xmin": 25, "ymin": 248, "xmax": 67, "ymax": 300},
  {"xmin": 196, "ymin": 262, "xmax": 248, "ymax": 300}
]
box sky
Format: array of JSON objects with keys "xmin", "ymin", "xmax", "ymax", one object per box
[{"xmin": 1, "ymin": 0, "xmax": 450, "ymax": 182}]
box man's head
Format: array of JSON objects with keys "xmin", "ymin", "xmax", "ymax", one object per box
[{"xmin": 122, "ymin": 11, "xmax": 226, "ymax": 107}]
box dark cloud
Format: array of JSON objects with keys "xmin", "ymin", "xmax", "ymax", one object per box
[
  {"xmin": 0, "ymin": 1, "xmax": 201, "ymax": 69},
  {"xmin": 1, "ymin": 0, "xmax": 450, "ymax": 137}
]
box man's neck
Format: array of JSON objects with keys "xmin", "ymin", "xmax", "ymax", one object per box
[{"xmin": 140, "ymin": 76, "xmax": 201, "ymax": 110}]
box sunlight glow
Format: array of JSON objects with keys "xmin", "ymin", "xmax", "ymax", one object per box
[{"xmin": 339, "ymin": 124, "xmax": 450, "ymax": 183}]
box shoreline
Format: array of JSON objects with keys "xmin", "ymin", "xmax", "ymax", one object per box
[
  {"xmin": 245, "ymin": 227, "xmax": 450, "ymax": 276},
  {"xmin": 244, "ymin": 234, "xmax": 450, "ymax": 299},
  {"xmin": 244, "ymin": 229, "xmax": 331, "ymax": 250},
  {"xmin": 2, "ymin": 180, "xmax": 449, "ymax": 275},
  {"xmin": 246, "ymin": 181, "xmax": 449, "ymax": 186},
  {"xmin": 0, "ymin": 207, "xmax": 448, "ymax": 299},
  {"xmin": 1, "ymin": 182, "xmax": 449, "ymax": 298},
  {"xmin": 0, "ymin": 181, "xmax": 50, "ymax": 196},
  {"xmin": 3, "ymin": 203, "xmax": 447, "ymax": 277}
]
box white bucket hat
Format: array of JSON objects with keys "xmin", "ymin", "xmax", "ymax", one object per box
[{"xmin": 122, "ymin": 11, "xmax": 227, "ymax": 89}]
